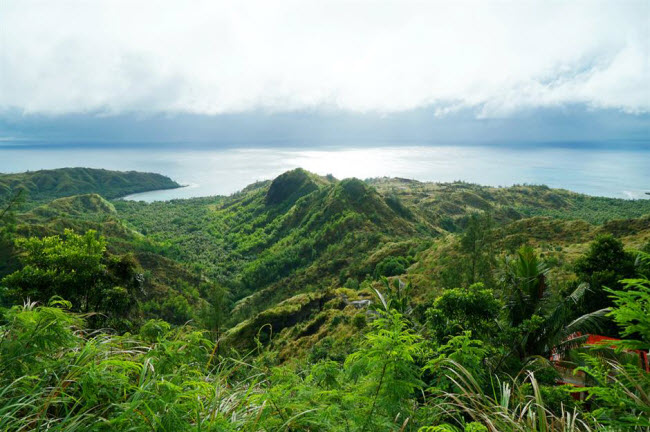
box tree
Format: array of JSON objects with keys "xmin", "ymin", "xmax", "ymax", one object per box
[
  {"xmin": 1, "ymin": 230, "xmax": 142, "ymax": 330},
  {"xmin": 501, "ymin": 245, "xmax": 549, "ymax": 328},
  {"xmin": 199, "ymin": 283, "xmax": 231, "ymax": 357},
  {"xmin": 374, "ymin": 256, "xmax": 408, "ymax": 278},
  {"xmin": 518, "ymin": 283, "xmax": 604, "ymax": 359},
  {"xmin": 499, "ymin": 246, "xmax": 605, "ymax": 360},
  {"xmin": 345, "ymin": 310, "xmax": 423, "ymax": 430},
  {"xmin": 574, "ymin": 234, "xmax": 636, "ymax": 315},
  {"xmin": 425, "ymin": 283, "xmax": 501, "ymax": 342},
  {"xmin": 460, "ymin": 212, "xmax": 496, "ymax": 286}
]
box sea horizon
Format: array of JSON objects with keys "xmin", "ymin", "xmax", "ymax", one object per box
[{"xmin": 3, "ymin": 141, "xmax": 649, "ymax": 201}]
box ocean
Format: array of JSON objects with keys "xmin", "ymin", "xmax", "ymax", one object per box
[{"xmin": 2, "ymin": 142, "xmax": 649, "ymax": 201}]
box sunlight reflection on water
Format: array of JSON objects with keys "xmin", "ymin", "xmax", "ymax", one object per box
[{"xmin": 2, "ymin": 145, "xmax": 649, "ymax": 201}]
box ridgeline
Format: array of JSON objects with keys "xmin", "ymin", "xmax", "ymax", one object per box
[{"xmin": 0, "ymin": 167, "xmax": 649, "ymax": 430}]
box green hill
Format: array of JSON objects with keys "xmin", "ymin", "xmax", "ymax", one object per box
[
  {"xmin": 2, "ymin": 168, "xmax": 650, "ymax": 430},
  {"xmin": 30, "ymin": 193, "xmax": 117, "ymax": 219},
  {"xmin": 367, "ymin": 177, "xmax": 650, "ymax": 226},
  {"xmin": 113, "ymin": 169, "xmax": 650, "ymax": 351},
  {"xmin": 0, "ymin": 167, "xmax": 181, "ymax": 207},
  {"xmin": 4, "ymin": 167, "xmax": 650, "ymax": 351},
  {"xmin": 2, "ymin": 192, "xmax": 206, "ymax": 328},
  {"xmin": 115, "ymin": 171, "xmax": 429, "ymax": 313}
]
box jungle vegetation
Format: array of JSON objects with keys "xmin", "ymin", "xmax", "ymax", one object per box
[
  {"xmin": 0, "ymin": 167, "xmax": 649, "ymax": 431},
  {"xmin": 0, "ymin": 168, "xmax": 180, "ymax": 208}
]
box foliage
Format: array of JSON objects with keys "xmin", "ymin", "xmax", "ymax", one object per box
[
  {"xmin": 460, "ymin": 212, "xmax": 496, "ymax": 286},
  {"xmin": 607, "ymin": 272, "xmax": 650, "ymax": 350},
  {"xmin": 0, "ymin": 167, "xmax": 180, "ymax": 207},
  {"xmin": 345, "ymin": 309, "xmax": 425, "ymax": 429},
  {"xmin": 423, "ymin": 360, "xmax": 595, "ymax": 432},
  {"xmin": 0, "ymin": 302, "xmax": 262, "ymax": 431},
  {"xmin": 425, "ymin": 332, "xmax": 489, "ymax": 391},
  {"xmin": 576, "ymin": 355, "xmax": 650, "ymax": 429},
  {"xmin": 574, "ymin": 234, "xmax": 636, "ymax": 315},
  {"xmin": 2, "ymin": 168, "xmax": 650, "ymax": 431},
  {"xmin": 426, "ymin": 283, "xmax": 501, "ymax": 342},
  {"xmin": 572, "ymin": 266, "xmax": 650, "ymax": 430},
  {"xmin": 1, "ymin": 230, "xmax": 143, "ymax": 330},
  {"xmin": 375, "ymin": 255, "xmax": 410, "ymax": 277}
]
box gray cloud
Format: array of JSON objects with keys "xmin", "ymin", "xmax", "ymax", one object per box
[{"xmin": 1, "ymin": 0, "xmax": 648, "ymax": 117}]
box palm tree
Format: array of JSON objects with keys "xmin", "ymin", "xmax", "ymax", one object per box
[
  {"xmin": 502, "ymin": 246, "xmax": 549, "ymax": 328},
  {"xmin": 500, "ymin": 246, "xmax": 606, "ymax": 360}
]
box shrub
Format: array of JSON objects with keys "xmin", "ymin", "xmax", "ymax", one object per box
[
  {"xmin": 374, "ymin": 255, "xmax": 409, "ymax": 278},
  {"xmin": 140, "ymin": 318, "xmax": 171, "ymax": 342},
  {"xmin": 353, "ymin": 313, "xmax": 367, "ymax": 329}
]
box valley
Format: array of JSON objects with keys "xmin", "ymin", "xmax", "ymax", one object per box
[{"xmin": 1, "ymin": 167, "xmax": 649, "ymax": 430}]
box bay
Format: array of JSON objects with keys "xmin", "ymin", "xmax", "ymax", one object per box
[{"xmin": 1, "ymin": 142, "xmax": 649, "ymax": 201}]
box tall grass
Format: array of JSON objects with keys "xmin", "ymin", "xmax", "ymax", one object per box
[
  {"xmin": 2, "ymin": 299, "xmax": 647, "ymax": 431},
  {"xmin": 0, "ymin": 301, "xmax": 269, "ymax": 431},
  {"xmin": 422, "ymin": 360, "xmax": 594, "ymax": 432}
]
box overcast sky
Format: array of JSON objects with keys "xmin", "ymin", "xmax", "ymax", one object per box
[
  {"xmin": 3, "ymin": 0, "xmax": 648, "ymax": 115},
  {"xmin": 1, "ymin": 0, "xmax": 648, "ymax": 142}
]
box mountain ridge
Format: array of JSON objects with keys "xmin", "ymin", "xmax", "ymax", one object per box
[{"xmin": 3, "ymin": 167, "xmax": 649, "ymax": 354}]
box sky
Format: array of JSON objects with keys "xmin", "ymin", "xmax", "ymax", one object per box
[{"xmin": 1, "ymin": 0, "xmax": 648, "ymax": 144}]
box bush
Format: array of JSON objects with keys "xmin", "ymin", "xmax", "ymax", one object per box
[
  {"xmin": 344, "ymin": 277, "xmax": 359, "ymax": 289},
  {"xmin": 425, "ymin": 283, "xmax": 501, "ymax": 342},
  {"xmin": 140, "ymin": 318, "xmax": 171, "ymax": 342},
  {"xmin": 374, "ymin": 256, "xmax": 409, "ymax": 278},
  {"xmin": 352, "ymin": 313, "xmax": 366, "ymax": 329}
]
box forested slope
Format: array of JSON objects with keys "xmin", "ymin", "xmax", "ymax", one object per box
[
  {"xmin": 1, "ymin": 167, "xmax": 650, "ymax": 431},
  {"xmin": 0, "ymin": 167, "xmax": 180, "ymax": 207},
  {"xmin": 112, "ymin": 168, "xmax": 650, "ymax": 352}
]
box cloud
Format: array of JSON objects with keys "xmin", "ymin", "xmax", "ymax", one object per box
[{"xmin": 1, "ymin": 0, "xmax": 648, "ymax": 117}]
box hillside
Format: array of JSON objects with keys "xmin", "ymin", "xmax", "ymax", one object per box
[
  {"xmin": 113, "ymin": 169, "xmax": 650, "ymax": 352},
  {"xmin": 0, "ymin": 167, "xmax": 180, "ymax": 207},
  {"xmin": 115, "ymin": 170, "xmax": 431, "ymax": 314},
  {"xmin": 3, "ymin": 167, "xmax": 650, "ymax": 353},
  {"xmin": 1, "ymin": 192, "xmax": 208, "ymax": 327},
  {"xmin": 367, "ymin": 177, "xmax": 650, "ymax": 226},
  {"xmin": 2, "ymin": 167, "xmax": 650, "ymax": 431}
]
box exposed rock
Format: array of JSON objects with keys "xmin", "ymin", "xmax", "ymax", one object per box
[{"xmin": 351, "ymin": 299, "xmax": 372, "ymax": 309}]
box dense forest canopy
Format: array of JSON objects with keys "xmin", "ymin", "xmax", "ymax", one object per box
[
  {"xmin": 0, "ymin": 167, "xmax": 180, "ymax": 208},
  {"xmin": 0, "ymin": 167, "xmax": 649, "ymax": 431}
]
